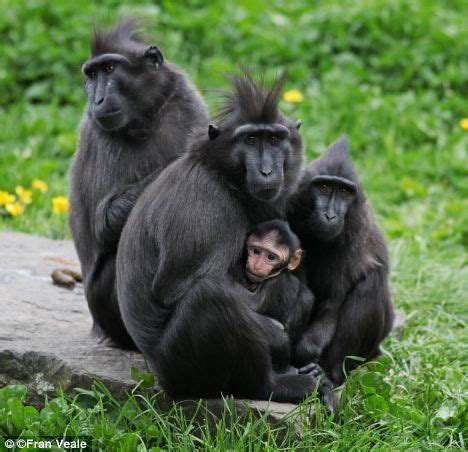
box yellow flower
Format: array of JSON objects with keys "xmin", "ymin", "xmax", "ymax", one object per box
[
  {"xmin": 283, "ymin": 89, "xmax": 304, "ymax": 104},
  {"xmin": 52, "ymin": 196, "xmax": 69, "ymax": 214},
  {"xmin": 15, "ymin": 185, "xmax": 32, "ymax": 204},
  {"xmin": 460, "ymin": 118, "xmax": 468, "ymax": 130},
  {"xmin": 5, "ymin": 202, "xmax": 24, "ymax": 217},
  {"xmin": 0, "ymin": 191, "xmax": 15, "ymax": 206},
  {"xmin": 31, "ymin": 178, "xmax": 48, "ymax": 193}
]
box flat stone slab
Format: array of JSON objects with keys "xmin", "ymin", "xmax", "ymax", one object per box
[
  {"xmin": 0, "ymin": 231, "xmax": 146, "ymax": 402},
  {"xmin": 0, "ymin": 231, "xmax": 405, "ymax": 420}
]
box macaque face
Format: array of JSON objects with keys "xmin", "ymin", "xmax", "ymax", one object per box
[{"xmin": 246, "ymin": 232, "xmax": 290, "ymax": 282}]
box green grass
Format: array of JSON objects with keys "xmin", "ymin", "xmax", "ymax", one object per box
[{"xmin": 0, "ymin": 0, "xmax": 467, "ymax": 449}]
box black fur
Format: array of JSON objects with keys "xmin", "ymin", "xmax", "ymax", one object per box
[
  {"xmin": 69, "ymin": 19, "xmax": 208, "ymax": 349},
  {"xmin": 244, "ymin": 220, "xmax": 314, "ymax": 373},
  {"xmin": 247, "ymin": 219, "xmax": 301, "ymax": 252},
  {"xmin": 116, "ymin": 72, "xmax": 337, "ymax": 409},
  {"xmin": 250, "ymin": 268, "xmax": 315, "ymax": 374},
  {"xmin": 287, "ymin": 136, "xmax": 394, "ymax": 385}
]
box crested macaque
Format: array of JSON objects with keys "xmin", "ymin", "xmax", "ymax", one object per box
[
  {"xmin": 287, "ymin": 136, "xmax": 394, "ymax": 385},
  {"xmin": 245, "ymin": 219, "xmax": 302, "ymax": 290},
  {"xmin": 243, "ymin": 220, "xmax": 316, "ymax": 374},
  {"xmin": 116, "ymin": 72, "xmax": 337, "ymax": 410},
  {"xmin": 69, "ymin": 19, "xmax": 207, "ymax": 349}
]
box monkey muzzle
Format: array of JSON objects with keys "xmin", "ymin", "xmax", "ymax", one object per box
[{"xmin": 245, "ymin": 266, "xmax": 287, "ymax": 283}]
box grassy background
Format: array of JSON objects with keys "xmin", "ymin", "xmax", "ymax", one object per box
[{"xmin": 0, "ymin": 0, "xmax": 467, "ymax": 449}]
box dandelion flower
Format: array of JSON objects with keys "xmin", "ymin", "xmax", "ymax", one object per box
[
  {"xmin": 5, "ymin": 202, "xmax": 24, "ymax": 217},
  {"xmin": 0, "ymin": 191, "xmax": 15, "ymax": 206},
  {"xmin": 460, "ymin": 118, "xmax": 468, "ymax": 130},
  {"xmin": 15, "ymin": 186, "xmax": 32, "ymax": 204},
  {"xmin": 31, "ymin": 178, "xmax": 48, "ymax": 193},
  {"xmin": 283, "ymin": 89, "xmax": 304, "ymax": 104},
  {"xmin": 52, "ymin": 196, "xmax": 69, "ymax": 214}
]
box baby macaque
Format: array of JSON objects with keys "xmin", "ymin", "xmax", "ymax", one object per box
[
  {"xmin": 245, "ymin": 220, "xmax": 303, "ymax": 289},
  {"xmin": 244, "ymin": 220, "xmax": 316, "ymax": 372}
]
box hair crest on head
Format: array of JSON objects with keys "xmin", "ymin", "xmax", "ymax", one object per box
[
  {"xmin": 91, "ymin": 18, "xmax": 148, "ymax": 57},
  {"xmin": 215, "ymin": 68, "xmax": 287, "ymax": 125}
]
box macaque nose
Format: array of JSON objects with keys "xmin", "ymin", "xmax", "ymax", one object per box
[
  {"xmin": 260, "ymin": 168, "xmax": 272, "ymax": 177},
  {"xmin": 324, "ymin": 213, "xmax": 336, "ymax": 221},
  {"xmin": 95, "ymin": 96, "xmax": 104, "ymax": 106}
]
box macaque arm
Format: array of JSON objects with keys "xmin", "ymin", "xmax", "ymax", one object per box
[
  {"xmin": 94, "ymin": 169, "xmax": 163, "ymax": 252},
  {"xmin": 292, "ymin": 298, "xmax": 342, "ymax": 367},
  {"xmin": 251, "ymin": 311, "xmax": 290, "ymax": 372},
  {"xmin": 284, "ymin": 278, "xmax": 314, "ymax": 342}
]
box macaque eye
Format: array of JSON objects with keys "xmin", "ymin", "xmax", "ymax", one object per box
[
  {"xmin": 104, "ymin": 64, "xmax": 114, "ymax": 74},
  {"xmin": 267, "ymin": 254, "xmax": 277, "ymax": 262},
  {"xmin": 340, "ymin": 187, "xmax": 350, "ymax": 197},
  {"xmin": 253, "ymin": 247, "xmax": 261, "ymax": 255},
  {"xmin": 245, "ymin": 135, "xmax": 257, "ymax": 145},
  {"xmin": 318, "ymin": 183, "xmax": 330, "ymax": 194},
  {"xmin": 88, "ymin": 68, "xmax": 97, "ymax": 79},
  {"xmin": 269, "ymin": 135, "xmax": 280, "ymax": 145}
]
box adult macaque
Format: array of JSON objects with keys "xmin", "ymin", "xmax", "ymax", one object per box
[
  {"xmin": 69, "ymin": 19, "xmax": 208, "ymax": 349},
  {"xmin": 288, "ymin": 136, "xmax": 394, "ymax": 385},
  {"xmin": 117, "ymin": 72, "xmax": 337, "ymax": 410}
]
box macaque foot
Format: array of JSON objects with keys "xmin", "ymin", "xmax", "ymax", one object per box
[
  {"xmin": 321, "ymin": 387, "xmax": 339, "ymax": 414},
  {"xmin": 300, "ymin": 362, "xmax": 339, "ymax": 413},
  {"xmin": 51, "ymin": 268, "xmax": 83, "ymax": 289},
  {"xmin": 281, "ymin": 365, "xmax": 299, "ymax": 375},
  {"xmin": 298, "ymin": 361, "xmax": 324, "ymax": 377}
]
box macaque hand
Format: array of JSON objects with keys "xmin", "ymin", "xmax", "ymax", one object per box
[
  {"xmin": 268, "ymin": 317, "xmax": 285, "ymax": 330},
  {"xmin": 293, "ymin": 337, "xmax": 322, "ymax": 367},
  {"xmin": 300, "ymin": 362, "xmax": 338, "ymax": 413}
]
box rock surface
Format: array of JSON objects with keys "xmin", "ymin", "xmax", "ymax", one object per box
[
  {"xmin": 0, "ymin": 231, "xmax": 146, "ymax": 402},
  {"xmin": 0, "ymin": 231, "xmax": 405, "ymax": 420}
]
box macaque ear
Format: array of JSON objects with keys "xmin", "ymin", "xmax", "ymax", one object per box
[
  {"xmin": 295, "ymin": 119, "xmax": 302, "ymax": 130},
  {"xmin": 287, "ymin": 249, "xmax": 302, "ymax": 271},
  {"xmin": 208, "ymin": 124, "xmax": 221, "ymax": 140},
  {"xmin": 144, "ymin": 45, "xmax": 164, "ymax": 69}
]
